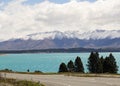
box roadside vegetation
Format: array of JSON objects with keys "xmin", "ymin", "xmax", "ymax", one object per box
[
  {"xmin": 0, "ymin": 75, "xmax": 45, "ymax": 86},
  {"xmin": 0, "ymin": 69, "xmax": 43, "ymax": 75},
  {"xmin": 59, "ymin": 52, "xmax": 118, "ymax": 74}
]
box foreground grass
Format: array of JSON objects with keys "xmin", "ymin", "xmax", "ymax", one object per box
[{"xmin": 0, "ymin": 77, "xmax": 45, "ymax": 86}]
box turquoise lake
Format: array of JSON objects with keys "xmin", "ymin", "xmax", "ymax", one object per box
[{"xmin": 0, "ymin": 52, "xmax": 120, "ymax": 73}]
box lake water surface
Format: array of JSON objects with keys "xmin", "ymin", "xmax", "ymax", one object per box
[{"xmin": 0, "ymin": 52, "xmax": 120, "ymax": 73}]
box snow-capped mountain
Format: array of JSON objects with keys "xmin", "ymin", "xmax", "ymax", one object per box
[
  {"xmin": 80, "ymin": 30, "xmax": 120, "ymax": 40},
  {"xmin": 0, "ymin": 30, "xmax": 120, "ymax": 50},
  {"xmin": 23, "ymin": 31, "xmax": 79, "ymax": 40},
  {"xmin": 22, "ymin": 30, "xmax": 120, "ymax": 40}
]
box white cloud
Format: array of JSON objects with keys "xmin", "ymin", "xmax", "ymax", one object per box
[{"xmin": 0, "ymin": 0, "xmax": 120, "ymax": 40}]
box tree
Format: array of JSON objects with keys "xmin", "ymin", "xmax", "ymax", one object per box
[
  {"xmin": 95, "ymin": 52, "xmax": 103, "ymax": 73},
  {"xmin": 59, "ymin": 62, "xmax": 68, "ymax": 72},
  {"xmin": 75, "ymin": 56, "xmax": 84, "ymax": 73},
  {"xmin": 87, "ymin": 52, "xmax": 103, "ymax": 73},
  {"xmin": 87, "ymin": 52, "xmax": 96, "ymax": 73},
  {"xmin": 100, "ymin": 56, "xmax": 104, "ymax": 65},
  {"xmin": 103, "ymin": 53, "xmax": 118, "ymax": 73},
  {"xmin": 96, "ymin": 58, "xmax": 103, "ymax": 73},
  {"xmin": 67, "ymin": 60, "xmax": 75, "ymax": 72},
  {"xmin": 27, "ymin": 69, "xmax": 30, "ymax": 72},
  {"xmin": 99, "ymin": 56, "xmax": 104, "ymax": 73}
]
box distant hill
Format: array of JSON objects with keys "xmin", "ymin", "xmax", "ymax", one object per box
[{"xmin": 0, "ymin": 47, "xmax": 120, "ymax": 54}]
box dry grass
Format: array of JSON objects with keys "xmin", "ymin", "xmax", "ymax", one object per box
[
  {"xmin": 63, "ymin": 73, "xmax": 120, "ymax": 78},
  {"xmin": 0, "ymin": 77, "xmax": 45, "ymax": 86}
]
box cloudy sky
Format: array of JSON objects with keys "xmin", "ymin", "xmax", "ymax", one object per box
[{"xmin": 0, "ymin": 0, "xmax": 120, "ymax": 40}]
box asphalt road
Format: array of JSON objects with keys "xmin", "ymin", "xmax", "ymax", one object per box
[{"xmin": 1, "ymin": 73, "xmax": 120, "ymax": 86}]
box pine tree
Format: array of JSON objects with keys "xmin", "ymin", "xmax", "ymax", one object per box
[
  {"xmin": 100, "ymin": 56, "xmax": 104, "ymax": 65},
  {"xmin": 95, "ymin": 52, "xmax": 103, "ymax": 73},
  {"xmin": 58, "ymin": 62, "xmax": 68, "ymax": 72},
  {"xmin": 75, "ymin": 56, "xmax": 84, "ymax": 73},
  {"xmin": 99, "ymin": 56, "xmax": 104, "ymax": 73},
  {"xmin": 103, "ymin": 53, "xmax": 118, "ymax": 73},
  {"xmin": 96, "ymin": 58, "xmax": 103, "ymax": 73},
  {"xmin": 67, "ymin": 60, "xmax": 75, "ymax": 72},
  {"xmin": 87, "ymin": 52, "xmax": 96, "ymax": 73},
  {"xmin": 87, "ymin": 52, "xmax": 103, "ymax": 73}
]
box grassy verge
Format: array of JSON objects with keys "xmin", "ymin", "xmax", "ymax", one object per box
[
  {"xmin": 63, "ymin": 73, "xmax": 120, "ymax": 78},
  {"xmin": 0, "ymin": 69, "xmax": 43, "ymax": 75},
  {"xmin": 0, "ymin": 77, "xmax": 45, "ymax": 86},
  {"xmin": 1, "ymin": 69, "xmax": 120, "ymax": 78}
]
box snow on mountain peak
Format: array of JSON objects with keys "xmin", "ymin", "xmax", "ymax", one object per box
[
  {"xmin": 23, "ymin": 31, "xmax": 67, "ymax": 40},
  {"xmin": 22, "ymin": 30, "xmax": 120, "ymax": 40},
  {"xmin": 80, "ymin": 30, "xmax": 120, "ymax": 40}
]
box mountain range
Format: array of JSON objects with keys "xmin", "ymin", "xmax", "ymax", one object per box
[{"xmin": 0, "ymin": 30, "xmax": 120, "ymax": 50}]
